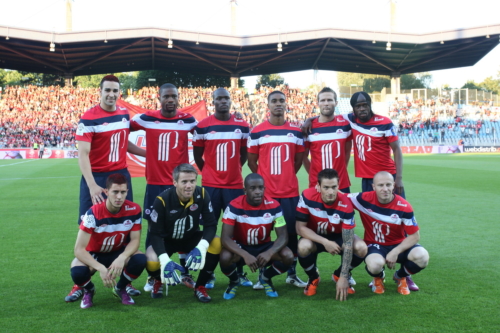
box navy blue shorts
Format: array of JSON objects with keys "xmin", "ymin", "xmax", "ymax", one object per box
[
  {"xmin": 238, "ymin": 241, "xmax": 274, "ymax": 258},
  {"xmin": 204, "ymin": 187, "xmax": 244, "ymax": 222},
  {"xmin": 89, "ymin": 247, "xmax": 125, "ymax": 268},
  {"xmin": 78, "ymin": 168, "xmax": 133, "ymax": 224},
  {"xmin": 362, "ymin": 174, "xmax": 406, "ymax": 199},
  {"xmin": 143, "ymin": 184, "xmax": 174, "ymax": 221},
  {"xmin": 301, "ymin": 233, "xmax": 344, "ymax": 254},
  {"xmin": 274, "ymin": 196, "xmax": 300, "ymax": 236},
  {"xmin": 163, "ymin": 230, "xmax": 203, "ymax": 256},
  {"xmin": 367, "ymin": 243, "xmax": 421, "ymax": 263}
]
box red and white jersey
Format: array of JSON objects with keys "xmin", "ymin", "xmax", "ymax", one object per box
[
  {"xmin": 343, "ymin": 113, "xmax": 398, "ymax": 178},
  {"xmin": 222, "ymin": 195, "xmax": 286, "ymax": 246},
  {"xmin": 296, "ymin": 188, "xmax": 355, "ymax": 235},
  {"xmin": 247, "ymin": 121, "xmax": 304, "ymax": 198},
  {"xmin": 348, "ymin": 191, "xmax": 419, "ymax": 246},
  {"xmin": 192, "ymin": 115, "xmax": 250, "ymax": 189},
  {"xmin": 79, "ymin": 200, "xmax": 142, "ymax": 253},
  {"xmin": 305, "ymin": 116, "xmax": 352, "ymax": 189},
  {"xmin": 130, "ymin": 110, "xmax": 197, "ymax": 185},
  {"xmin": 76, "ymin": 105, "xmax": 130, "ymax": 173}
]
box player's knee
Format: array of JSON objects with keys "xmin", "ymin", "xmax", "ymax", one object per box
[
  {"xmin": 71, "ymin": 266, "xmax": 91, "ymax": 285},
  {"xmin": 365, "ymin": 254, "xmax": 385, "ymax": 273},
  {"xmin": 128, "ymin": 253, "xmax": 147, "ymax": 269},
  {"xmin": 409, "ymin": 247, "xmax": 429, "ymax": 268},
  {"xmin": 354, "ymin": 239, "xmax": 368, "ymax": 258},
  {"xmin": 280, "ymin": 247, "xmax": 294, "ymax": 266},
  {"xmin": 297, "ymin": 238, "xmax": 314, "ymax": 257},
  {"xmin": 208, "ymin": 236, "xmax": 222, "ymax": 255},
  {"xmin": 219, "ymin": 248, "xmax": 236, "ymax": 267},
  {"xmin": 146, "ymin": 245, "xmax": 158, "ymax": 261}
]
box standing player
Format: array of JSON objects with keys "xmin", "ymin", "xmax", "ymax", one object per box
[
  {"xmin": 130, "ymin": 83, "xmax": 198, "ymax": 290},
  {"xmin": 247, "ymin": 91, "xmax": 307, "ymax": 288},
  {"xmin": 220, "ymin": 173, "xmax": 294, "ymax": 299},
  {"xmin": 303, "ymin": 87, "xmax": 352, "ymax": 192},
  {"xmin": 296, "ymin": 169, "xmax": 367, "ymax": 301},
  {"xmin": 193, "ymin": 87, "xmax": 252, "ymax": 288},
  {"xmin": 66, "ymin": 75, "xmax": 145, "ymax": 303},
  {"xmin": 69, "ymin": 174, "xmax": 147, "ymax": 309},
  {"xmin": 349, "ymin": 171, "xmax": 429, "ymax": 295},
  {"xmin": 145, "ymin": 164, "xmax": 221, "ymax": 303}
]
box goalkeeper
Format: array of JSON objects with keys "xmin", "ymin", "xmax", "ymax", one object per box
[{"xmin": 145, "ymin": 163, "xmax": 221, "ymax": 303}]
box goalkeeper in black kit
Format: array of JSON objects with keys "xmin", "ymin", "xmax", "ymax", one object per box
[{"xmin": 145, "ymin": 163, "xmax": 221, "ymax": 303}]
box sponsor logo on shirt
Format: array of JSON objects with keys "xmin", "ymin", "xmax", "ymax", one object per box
[
  {"xmin": 397, "ymin": 201, "xmax": 407, "ymax": 207},
  {"xmin": 190, "ymin": 204, "xmax": 198, "ymax": 211},
  {"xmin": 170, "ymin": 210, "xmax": 178, "ymax": 213},
  {"xmin": 150, "ymin": 209, "xmax": 158, "ymax": 222},
  {"xmin": 125, "ymin": 205, "xmax": 136, "ymax": 211},
  {"xmin": 411, "ymin": 217, "xmax": 418, "ymax": 226},
  {"xmin": 234, "ymin": 118, "xmax": 244, "ymax": 122},
  {"xmin": 370, "ymin": 127, "xmax": 378, "ymax": 132},
  {"xmin": 338, "ymin": 201, "xmax": 347, "ymax": 208},
  {"xmin": 391, "ymin": 214, "xmax": 399, "ymax": 221},
  {"xmin": 336, "ymin": 118, "xmax": 346, "ymax": 122},
  {"xmin": 374, "ymin": 117, "xmax": 384, "ymax": 121},
  {"xmin": 264, "ymin": 200, "xmax": 274, "ymax": 204}
]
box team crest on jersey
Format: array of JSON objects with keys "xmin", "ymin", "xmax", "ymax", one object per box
[
  {"xmin": 178, "ymin": 120, "xmax": 184, "ymax": 125},
  {"xmin": 210, "ymin": 131, "xmax": 216, "ymax": 134},
  {"xmin": 242, "ymin": 214, "xmax": 249, "ymax": 218},
  {"xmin": 123, "ymin": 220, "xmax": 133, "ymax": 227},
  {"xmin": 190, "ymin": 204, "xmax": 198, "ymax": 211},
  {"xmin": 313, "ymin": 132, "xmax": 320, "ymax": 136},
  {"xmin": 264, "ymin": 135, "xmax": 270, "ymax": 138},
  {"xmin": 263, "ymin": 213, "xmax": 272, "ymax": 219},
  {"xmin": 314, "ymin": 208, "xmax": 321, "ymax": 211},
  {"xmin": 155, "ymin": 120, "xmax": 160, "ymax": 124},
  {"xmin": 287, "ymin": 133, "xmax": 294, "ymax": 137},
  {"xmin": 103, "ymin": 122, "xmax": 109, "ymax": 126},
  {"xmin": 145, "ymin": 209, "xmax": 151, "ymax": 215},
  {"xmin": 411, "ymin": 217, "xmax": 418, "ymax": 226},
  {"xmin": 76, "ymin": 123, "xmax": 85, "ymax": 135},
  {"xmin": 370, "ymin": 127, "xmax": 377, "ymax": 132},
  {"xmin": 391, "ymin": 214, "xmax": 399, "ymax": 221},
  {"xmin": 122, "ymin": 118, "xmax": 127, "ymax": 122},
  {"xmin": 333, "ymin": 214, "xmax": 340, "ymax": 220},
  {"xmin": 235, "ymin": 129, "xmax": 241, "ymax": 133},
  {"xmin": 336, "ymin": 129, "xmax": 344, "ymax": 134}
]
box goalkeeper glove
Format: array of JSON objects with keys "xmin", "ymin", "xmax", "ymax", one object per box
[
  {"xmin": 186, "ymin": 239, "xmax": 209, "ymax": 271},
  {"xmin": 159, "ymin": 253, "xmax": 185, "ymax": 285}
]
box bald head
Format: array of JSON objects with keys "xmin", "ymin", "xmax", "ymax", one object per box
[
  {"xmin": 373, "ymin": 171, "xmax": 393, "ymax": 183},
  {"xmin": 213, "ymin": 88, "xmax": 231, "ymax": 115},
  {"xmin": 372, "ymin": 171, "xmax": 395, "ymax": 204}
]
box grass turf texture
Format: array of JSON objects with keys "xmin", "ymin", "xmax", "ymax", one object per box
[{"xmin": 0, "ymin": 155, "xmax": 498, "ymax": 332}]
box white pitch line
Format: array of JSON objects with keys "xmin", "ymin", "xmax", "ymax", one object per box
[
  {"xmin": 0, "ymin": 159, "xmax": 37, "ymax": 167},
  {"xmin": 0, "ymin": 176, "xmax": 80, "ymax": 181}
]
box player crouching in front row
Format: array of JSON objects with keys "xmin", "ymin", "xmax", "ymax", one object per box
[
  {"xmin": 69, "ymin": 174, "xmax": 147, "ymax": 309},
  {"xmin": 220, "ymin": 173, "xmax": 294, "ymax": 299},
  {"xmin": 296, "ymin": 168, "xmax": 367, "ymax": 301},
  {"xmin": 349, "ymin": 171, "xmax": 429, "ymax": 295}
]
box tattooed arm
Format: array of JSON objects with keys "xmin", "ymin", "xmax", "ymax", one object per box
[{"xmin": 336, "ymin": 227, "xmax": 354, "ymax": 301}]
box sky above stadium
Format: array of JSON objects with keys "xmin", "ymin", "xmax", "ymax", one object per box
[{"xmin": 1, "ymin": 0, "xmax": 499, "ymax": 89}]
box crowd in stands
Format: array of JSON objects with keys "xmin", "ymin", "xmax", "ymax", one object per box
[{"xmin": 1, "ymin": 85, "xmax": 498, "ymax": 149}]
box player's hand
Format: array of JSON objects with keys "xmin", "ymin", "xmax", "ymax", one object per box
[
  {"xmin": 394, "ymin": 177, "xmax": 404, "ymax": 196},
  {"xmin": 98, "ymin": 267, "xmax": 115, "ymax": 288},
  {"xmin": 243, "ymin": 254, "xmax": 259, "ymax": 273},
  {"xmin": 386, "ymin": 250, "xmax": 398, "ymax": 269},
  {"xmin": 335, "ymin": 276, "xmax": 349, "ymax": 302},
  {"xmin": 89, "ymin": 183, "xmax": 105, "ymax": 205},
  {"xmin": 324, "ymin": 240, "xmax": 342, "ymax": 255},
  {"xmin": 300, "ymin": 116, "xmax": 317, "ymax": 136},
  {"xmin": 186, "ymin": 239, "xmax": 209, "ymax": 271},
  {"xmin": 159, "ymin": 254, "xmax": 185, "ymax": 285},
  {"xmin": 255, "ymin": 251, "xmax": 273, "ymax": 269},
  {"xmin": 108, "ymin": 255, "xmax": 126, "ymax": 279}
]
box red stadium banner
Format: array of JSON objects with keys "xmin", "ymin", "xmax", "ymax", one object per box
[{"xmin": 117, "ymin": 100, "xmax": 208, "ymax": 177}]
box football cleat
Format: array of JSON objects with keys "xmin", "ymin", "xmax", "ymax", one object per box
[
  {"xmin": 223, "ymin": 281, "xmax": 240, "ymax": 300},
  {"xmin": 304, "ymin": 277, "xmax": 320, "ymax": 296},
  {"xmin": 151, "ymin": 279, "xmax": 164, "ymax": 299},
  {"xmin": 65, "ymin": 284, "xmax": 83, "ymax": 303},
  {"xmin": 113, "ymin": 287, "xmax": 135, "ymax": 305},
  {"xmin": 181, "ymin": 274, "xmax": 195, "ymax": 289},
  {"xmin": 393, "ymin": 274, "xmax": 410, "ymax": 295},
  {"xmin": 259, "ymin": 277, "xmax": 278, "ymax": 298},
  {"xmin": 239, "ymin": 272, "xmax": 253, "ymax": 287},
  {"xmin": 126, "ymin": 283, "xmax": 141, "ymax": 296},
  {"xmin": 194, "ymin": 286, "xmax": 212, "ymax": 303},
  {"xmin": 332, "ymin": 274, "xmax": 355, "ymax": 294},
  {"xmin": 371, "ymin": 277, "xmax": 385, "ymax": 294},
  {"xmin": 331, "ymin": 272, "xmax": 356, "ymax": 285},
  {"xmin": 80, "ymin": 288, "xmax": 95, "ymax": 309},
  {"xmin": 406, "ymin": 275, "xmax": 419, "ymax": 291},
  {"xmin": 285, "ymin": 274, "xmax": 307, "ymax": 288},
  {"xmin": 205, "ymin": 273, "xmax": 216, "ymax": 289},
  {"xmin": 252, "ymin": 280, "xmax": 264, "ymax": 290},
  {"xmin": 144, "ymin": 276, "xmax": 154, "ymax": 292}
]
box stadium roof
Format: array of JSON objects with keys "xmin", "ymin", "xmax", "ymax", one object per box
[{"xmin": 0, "ymin": 24, "xmax": 499, "ymax": 78}]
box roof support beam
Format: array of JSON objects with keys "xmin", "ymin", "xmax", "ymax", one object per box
[
  {"xmin": 70, "ymin": 38, "xmax": 148, "ymax": 72},
  {"xmin": 333, "ymin": 38, "xmax": 395, "ymax": 72},
  {"xmin": 0, "ymin": 43, "xmax": 65, "ymax": 72},
  {"xmin": 151, "ymin": 37, "xmax": 155, "ymax": 69},
  {"xmin": 311, "ymin": 38, "xmax": 330, "ymax": 69},
  {"xmin": 396, "ymin": 44, "xmax": 417, "ymax": 69},
  {"xmin": 159, "ymin": 38, "xmax": 233, "ymax": 74},
  {"xmin": 238, "ymin": 39, "xmax": 325, "ymax": 75}
]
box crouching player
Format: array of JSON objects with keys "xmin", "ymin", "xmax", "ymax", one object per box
[
  {"xmin": 349, "ymin": 171, "xmax": 429, "ymax": 295},
  {"xmin": 220, "ymin": 173, "xmax": 294, "ymax": 299},
  {"xmin": 296, "ymin": 168, "xmax": 367, "ymax": 301},
  {"xmin": 69, "ymin": 173, "xmax": 146, "ymax": 309},
  {"xmin": 145, "ymin": 163, "xmax": 221, "ymax": 303}
]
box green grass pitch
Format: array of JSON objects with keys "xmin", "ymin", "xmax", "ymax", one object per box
[{"xmin": 0, "ymin": 155, "xmax": 498, "ymax": 332}]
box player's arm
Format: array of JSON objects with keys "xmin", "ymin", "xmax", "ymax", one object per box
[
  {"xmin": 74, "ymin": 229, "xmax": 114, "ymax": 288},
  {"xmin": 389, "ymin": 139, "xmax": 404, "ymax": 195},
  {"xmin": 336, "ymin": 227, "xmax": 354, "ymax": 301},
  {"xmin": 386, "ymin": 231, "xmax": 420, "ymax": 269},
  {"xmin": 221, "ymin": 223, "xmax": 259, "ymax": 272},
  {"xmin": 108, "ymin": 229, "xmax": 141, "ymax": 279},
  {"xmin": 239, "ymin": 145, "xmax": 248, "ymax": 167},
  {"xmin": 247, "ymin": 152, "xmax": 259, "ymax": 173},
  {"xmin": 193, "ymin": 146, "xmax": 205, "ymax": 171},
  {"xmin": 302, "ymin": 147, "xmax": 311, "ymax": 173},
  {"xmin": 296, "ymin": 220, "xmax": 341, "ymax": 255},
  {"xmin": 301, "ymin": 116, "xmax": 319, "ymax": 135},
  {"xmin": 78, "ymin": 140, "xmax": 105, "ymax": 205},
  {"xmin": 294, "ymin": 151, "xmax": 304, "ymax": 174},
  {"xmin": 201, "ymin": 189, "xmax": 217, "ymax": 243},
  {"xmin": 344, "ymin": 140, "xmax": 352, "ymax": 168},
  {"xmin": 127, "ymin": 141, "xmax": 146, "ymax": 157},
  {"xmin": 149, "ymin": 197, "xmax": 169, "ymax": 256},
  {"xmin": 256, "ymin": 223, "xmax": 288, "ymax": 268}
]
